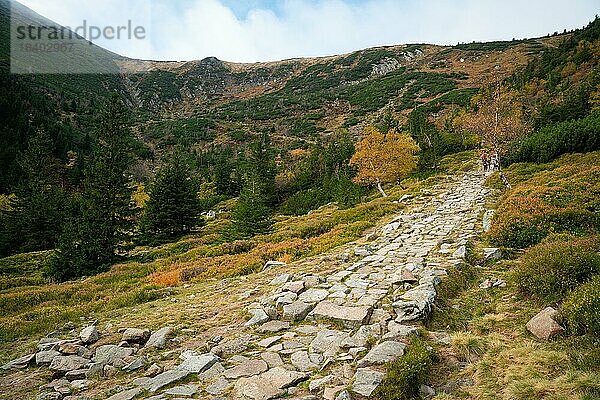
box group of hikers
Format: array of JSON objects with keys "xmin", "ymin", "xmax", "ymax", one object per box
[{"xmin": 480, "ymin": 148, "xmax": 500, "ymax": 172}]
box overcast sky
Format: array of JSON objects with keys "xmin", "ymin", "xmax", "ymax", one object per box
[{"xmin": 16, "ymin": 0, "xmax": 600, "ymax": 62}]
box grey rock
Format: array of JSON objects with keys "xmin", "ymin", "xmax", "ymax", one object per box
[
  {"xmin": 79, "ymin": 326, "xmax": 99, "ymax": 344},
  {"xmin": 36, "ymin": 393, "xmax": 62, "ymax": 400},
  {"xmin": 309, "ymin": 375, "xmax": 335, "ymax": 392},
  {"xmin": 483, "ymin": 247, "xmax": 502, "ymax": 261},
  {"xmin": 419, "ymin": 384, "xmax": 435, "ymax": 396},
  {"xmin": 311, "ymin": 301, "xmax": 372, "ymax": 329},
  {"xmin": 224, "ymin": 359, "xmax": 268, "ymax": 379},
  {"xmin": 257, "ymin": 321, "xmax": 290, "ymax": 333},
  {"xmin": 85, "ymin": 362, "xmax": 104, "ymax": 379},
  {"xmin": 197, "ymin": 361, "xmax": 225, "ymax": 381},
  {"xmin": 263, "ymin": 260, "xmax": 287, "ymax": 271},
  {"xmin": 245, "ymin": 308, "xmax": 270, "ymax": 327},
  {"xmin": 36, "ymin": 350, "xmax": 62, "ymax": 365},
  {"xmin": 106, "ymin": 387, "xmax": 143, "ymax": 400},
  {"xmin": 383, "ymin": 322, "xmax": 419, "ymax": 340},
  {"xmin": 123, "ymin": 356, "xmax": 146, "ymax": 372},
  {"xmin": 211, "ymin": 334, "xmax": 255, "ymax": 357},
  {"xmin": 298, "ymin": 289, "xmax": 329, "ymax": 303},
  {"xmin": 49, "ymin": 356, "xmax": 91, "ymax": 373},
  {"xmin": 282, "ymin": 301, "xmax": 314, "ymax": 322},
  {"xmin": 122, "ymin": 328, "xmax": 150, "ymax": 343},
  {"xmin": 140, "ymin": 369, "xmax": 191, "ymax": 392},
  {"xmin": 282, "ymin": 281, "xmax": 305, "ymax": 294},
  {"xmin": 270, "ymin": 274, "xmax": 292, "ymax": 285},
  {"xmin": 357, "ymin": 341, "xmax": 406, "ymax": 367},
  {"xmin": 335, "ymin": 390, "xmax": 351, "ymax": 400},
  {"xmin": 177, "ymin": 352, "xmax": 219, "ymax": 373},
  {"xmin": 261, "ymin": 352, "xmax": 284, "ymax": 368},
  {"xmin": 351, "ymin": 368, "xmax": 385, "ymax": 397},
  {"xmin": 309, "ymin": 330, "xmax": 350, "ymax": 357},
  {"xmin": 392, "ymin": 285, "xmax": 436, "ymax": 322},
  {"xmin": 1, "ymin": 354, "xmax": 35, "ymax": 370},
  {"xmin": 93, "ymin": 345, "xmax": 134, "ymax": 365},
  {"xmin": 164, "ymin": 384, "xmax": 198, "ymax": 396},
  {"xmin": 144, "ymin": 363, "xmax": 163, "ymax": 378},
  {"xmin": 206, "ymin": 377, "xmax": 230, "ymax": 396},
  {"xmin": 70, "ymin": 379, "xmax": 90, "ymax": 391},
  {"xmin": 290, "ymin": 351, "xmax": 319, "ymax": 371},
  {"xmin": 233, "ymin": 367, "xmax": 308, "ymax": 400},
  {"xmin": 145, "ymin": 327, "xmax": 172, "ymax": 349}
]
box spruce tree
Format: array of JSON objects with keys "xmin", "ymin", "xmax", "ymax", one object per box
[
  {"xmin": 140, "ymin": 150, "xmax": 201, "ymax": 244},
  {"xmin": 48, "ymin": 94, "xmax": 135, "ymax": 281},
  {"xmin": 231, "ymin": 132, "xmax": 276, "ymax": 238},
  {"xmin": 0, "ymin": 130, "xmax": 67, "ymax": 256}
]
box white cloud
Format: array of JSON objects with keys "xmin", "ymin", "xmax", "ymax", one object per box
[{"xmin": 16, "ymin": 0, "xmax": 600, "ymax": 62}]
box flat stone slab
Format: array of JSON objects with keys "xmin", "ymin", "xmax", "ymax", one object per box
[
  {"xmin": 311, "ymin": 301, "xmax": 372, "ymax": 328},
  {"xmin": 106, "ymin": 387, "xmax": 143, "ymax": 400},
  {"xmin": 224, "ymin": 359, "xmax": 268, "ymax": 379},
  {"xmin": 358, "ymin": 341, "xmax": 406, "ymax": 367},
  {"xmin": 140, "ymin": 369, "xmax": 191, "ymax": 392},
  {"xmin": 177, "ymin": 352, "xmax": 219, "ymax": 373},
  {"xmin": 1, "ymin": 354, "xmax": 35, "ymax": 370},
  {"xmin": 257, "ymin": 321, "xmax": 290, "ymax": 333},
  {"xmin": 93, "ymin": 345, "xmax": 135, "ymax": 365},
  {"xmin": 233, "ymin": 367, "xmax": 307, "ymax": 400},
  {"xmin": 49, "ymin": 355, "xmax": 91, "ymax": 372},
  {"xmin": 351, "ymin": 368, "xmax": 386, "ymax": 396},
  {"xmin": 164, "ymin": 384, "xmax": 199, "ymax": 396},
  {"xmin": 298, "ymin": 288, "xmax": 329, "ymax": 303}
]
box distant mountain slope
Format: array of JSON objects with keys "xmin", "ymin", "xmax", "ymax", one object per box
[{"xmin": 0, "ymin": 0, "xmax": 589, "ymax": 192}]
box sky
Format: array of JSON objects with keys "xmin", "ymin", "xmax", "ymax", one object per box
[{"xmin": 15, "ymin": 0, "xmax": 600, "ymax": 62}]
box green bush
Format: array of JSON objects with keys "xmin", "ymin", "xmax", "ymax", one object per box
[
  {"xmin": 562, "ymin": 275, "xmax": 600, "ymax": 335},
  {"xmin": 512, "ymin": 236, "xmax": 600, "ymax": 302},
  {"xmin": 374, "ymin": 338, "xmax": 434, "ymax": 400}
]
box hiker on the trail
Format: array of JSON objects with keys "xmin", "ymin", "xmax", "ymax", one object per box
[{"xmin": 481, "ymin": 149, "xmax": 490, "ymax": 172}]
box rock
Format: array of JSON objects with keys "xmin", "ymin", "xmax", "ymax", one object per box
[
  {"xmin": 261, "ymin": 352, "xmax": 284, "ymax": 368},
  {"xmin": 49, "ymin": 356, "xmax": 91, "ymax": 373},
  {"xmin": 324, "ymin": 386, "xmax": 345, "ymax": 400},
  {"xmin": 263, "ymin": 261, "xmax": 287, "ymax": 271},
  {"xmin": 258, "ymin": 336, "xmax": 282, "ymax": 348},
  {"xmin": 419, "ymin": 384, "xmax": 435, "ymax": 396},
  {"xmin": 140, "ymin": 369, "xmax": 191, "ymax": 392},
  {"xmin": 270, "ymin": 274, "xmax": 292, "ymax": 285},
  {"xmin": 123, "ymin": 356, "xmax": 146, "ymax": 372},
  {"xmin": 357, "ymin": 341, "xmax": 406, "ymax": 367},
  {"xmin": 36, "ymin": 393, "xmax": 62, "ymax": 400},
  {"xmin": 103, "ymin": 365, "xmax": 118, "ymax": 378},
  {"xmin": 65, "ymin": 369, "xmax": 87, "ymax": 381},
  {"xmin": 85, "ymin": 362, "xmax": 104, "ymax": 379},
  {"xmin": 145, "ymin": 327, "xmax": 172, "ymax": 349},
  {"xmin": 79, "ymin": 326, "xmax": 99, "ymax": 344},
  {"xmin": 298, "ymin": 289, "xmax": 329, "ymax": 303},
  {"xmin": 224, "ymin": 359, "xmax": 268, "ymax": 379},
  {"xmin": 383, "ymin": 322, "xmax": 419, "ymax": 340},
  {"xmin": 197, "ymin": 362, "xmax": 225, "ymax": 381},
  {"xmin": 70, "ymin": 379, "xmax": 90, "ymax": 391},
  {"xmin": 309, "ymin": 375, "xmax": 335, "ymax": 392},
  {"xmin": 245, "ymin": 308, "xmax": 270, "ymax": 327},
  {"xmin": 144, "ymin": 363, "xmax": 163, "ymax": 377},
  {"xmin": 452, "ymin": 246, "xmax": 466, "ymax": 259},
  {"xmin": 282, "ymin": 281, "xmax": 305, "ymax": 294},
  {"xmin": 483, "ymin": 248, "xmax": 502, "ymax": 261},
  {"xmin": 122, "ymin": 328, "xmax": 150, "ymax": 344},
  {"xmin": 335, "ymin": 391, "xmax": 351, "ymax": 400},
  {"xmin": 290, "ymin": 351, "xmax": 319, "ymax": 371},
  {"xmin": 234, "ymin": 367, "xmax": 308, "ymax": 398},
  {"xmin": 93, "ymin": 345, "xmax": 134, "ymax": 365},
  {"xmin": 106, "ymin": 387, "xmax": 143, "ymax": 400},
  {"xmin": 58, "ymin": 342, "xmax": 82, "ymax": 355},
  {"xmin": 164, "ymin": 384, "xmax": 198, "ymax": 396},
  {"xmin": 36, "ymin": 350, "xmax": 62, "ymax": 365},
  {"xmin": 311, "ymin": 301, "xmax": 372, "ymax": 329},
  {"xmin": 526, "ymin": 307, "xmax": 564, "ymax": 340},
  {"xmin": 483, "ymin": 210, "xmax": 495, "ymax": 232},
  {"xmin": 211, "ymin": 334, "xmax": 255, "ymax": 357},
  {"xmin": 282, "ymin": 301, "xmax": 314, "ymax": 322},
  {"xmin": 206, "ymin": 377, "xmax": 230, "ymax": 396},
  {"xmin": 351, "ymin": 368, "xmax": 385, "ymax": 397},
  {"xmin": 392, "ymin": 285, "xmax": 436, "ymax": 322},
  {"xmin": 177, "ymin": 352, "xmax": 219, "ymax": 373},
  {"xmin": 257, "ymin": 321, "xmax": 290, "ymax": 333},
  {"xmin": 1, "ymin": 354, "xmax": 35, "ymax": 370},
  {"xmin": 309, "ymin": 330, "xmax": 350, "ymax": 357}
]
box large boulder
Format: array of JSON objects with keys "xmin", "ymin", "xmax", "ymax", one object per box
[{"xmin": 526, "ymin": 307, "xmax": 564, "ymax": 340}]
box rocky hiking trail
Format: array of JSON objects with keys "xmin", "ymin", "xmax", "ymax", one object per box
[{"xmin": 4, "ymin": 170, "xmax": 496, "ymax": 400}]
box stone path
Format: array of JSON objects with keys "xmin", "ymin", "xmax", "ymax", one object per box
[{"xmin": 9, "ymin": 170, "xmax": 491, "ymax": 400}]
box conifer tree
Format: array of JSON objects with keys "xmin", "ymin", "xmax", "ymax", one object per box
[
  {"xmin": 231, "ymin": 132, "xmax": 276, "ymax": 237},
  {"xmin": 140, "ymin": 150, "xmax": 201, "ymax": 244},
  {"xmin": 0, "ymin": 130, "xmax": 66, "ymax": 256},
  {"xmin": 48, "ymin": 94, "xmax": 135, "ymax": 281}
]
